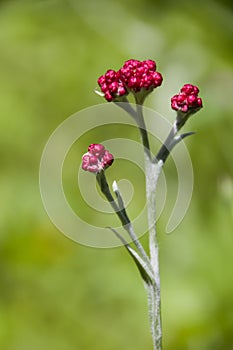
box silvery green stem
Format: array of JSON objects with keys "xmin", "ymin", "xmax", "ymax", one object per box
[
  {"xmin": 145, "ymin": 158, "xmax": 163, "ymax": 268},
  {"xmin": 146, "ymin": 282, "xmax": 162, "ymax": 349},
  {"xmin": 145, "ymin": 156, "xmax": 163, "ymax": 350},
  {"xmin": 114, "ymin": 99, "xmax": 196, "ymax": 350},
  {"xmin": 135, "ymin": 104, "xmax": 151, "ymax": 160},
  {"xmin": 135, "ymin": 102, "xmax": 163, "ymax": 350},
  {"xmin": 114, "ymin": 101, "xmax": 151, "ymax": 160},
  {"xmin": 155, "ymin": 116, "xmax": 195, "ymax": 163}
]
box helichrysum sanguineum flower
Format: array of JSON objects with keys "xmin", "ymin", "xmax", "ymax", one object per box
[
  {"xmin": 82, "ymin": 144, "xmax": 114, "ymax": 173},
  {"xmin": 97, "ymin": 59, "xmax": 163, "ymax": 102},
  {"xmin": 119, "ymin": 59, "xmax": 163, "ymax": 92},
  {"xmin": 97, "ymin": 70, "xmax": 128, "ymax": 102},
  {"xmin": 171, "ymin": 84, "xmax": 203, "ymax": 113}
]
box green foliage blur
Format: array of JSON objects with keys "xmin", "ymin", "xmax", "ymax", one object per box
[{"xmin": 0, "ymin": 0, "xmax": 233, "ymax": 349}]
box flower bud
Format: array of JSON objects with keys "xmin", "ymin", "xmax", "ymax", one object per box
[
  {"xmin": 97, "ymin": 69, "xmax": 128, "ymax": 102},
  {"xmin": 82, "ymin": 144, "xmax": 114, "ymax": 173},
  {"xmin": 118, "ymin": 59, "xmax": 163, "ymax": 93},
  {"xmin": 171, "ymin": 84, "xmax": 203, "ymax": 113},
  {"xmin": 96, "ymin": 59, "xmax": 163, "ymax": 103}
]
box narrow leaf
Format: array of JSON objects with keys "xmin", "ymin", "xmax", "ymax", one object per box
[{"xmin": 107, "ymin": 227, "xmax": 154, "ymax": 285}]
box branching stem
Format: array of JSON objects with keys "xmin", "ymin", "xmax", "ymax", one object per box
[
  {"xmin": 110, "ymin": 101, "xmax": 195, "ymax": 350},
  {"xmin": 96, "ymin": 171, "xmax": 152, "ymax": 270}
]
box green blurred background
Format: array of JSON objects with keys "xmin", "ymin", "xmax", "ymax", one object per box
[{"xmin": 0, "ymin": 0, "xmax": 233, "ymax": 349}]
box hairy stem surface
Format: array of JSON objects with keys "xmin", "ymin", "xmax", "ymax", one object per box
[
  {"xmin": 145, "ymin": 156, "xmax": 163, "ymax": 350},
  {"xmin": 136, "ymin": 103, "xmax": 163, "ymax": 350}
]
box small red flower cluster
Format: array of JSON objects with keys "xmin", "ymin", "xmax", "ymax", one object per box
[
  {"xmin": 97, "ymin": 59, "xmax": 163, "ymax": 102},
  {"xmin": 82, "ymin": 144, "xmax": 114, "ymax": 173},
  {"xmin": 97, "ymin": 70, "xmax": 127, "ymax": 102},
  {"xmin": 119, "ymin": 59, "xmax": 163, "ymax": 92},
  {"xmin": 171, "ymin": 84, "xmax": 203, "ymax": 113}
]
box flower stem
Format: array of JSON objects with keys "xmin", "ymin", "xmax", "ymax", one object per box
[
  {"xmin": 135, "ymin": 104, "xmax": 151, "ymax": 160},
  {"xmin": 96, "ymin": 171, "xmax": 151, "ymax": 269},
  {"xmin": 114, "ymin": 101, "xmax": 151, "ymax": 160},
  {"xmin": 145, "ymin": 158, "xmax": 163, "ymax": 350},
  {"xmin": 155, "ymin": 112, "xmax": 196, "ymax": 163},
  {"xmin": 115, "ymin": 100, "xmax": 192, "ymax": 349},
  {"xmin": 134, "ymin": 103, "xmax": 163, "ymax": 350}
]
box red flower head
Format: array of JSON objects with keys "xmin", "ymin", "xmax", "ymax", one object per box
[
  {"xmin": 97, "ymin": 59, "xmax": 163, "ymax": 103},
  {"xmin": 97, "ymin": 70, "xmax": 128, "ymax": 102},
  {"xmin": 171, "ymin": 84, "xmax": 203, "ymax": 113},
  {"xmin": 82, "ymin": 144, "xmax": 114, "ymax": 173},
  {"xmin": 118, "ymin": 59, "xmax": 163, "ymax": 93}
]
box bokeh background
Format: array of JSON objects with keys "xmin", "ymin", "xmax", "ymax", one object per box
[{"xmin": 0, "ymin": 0, "xmax": 233, "ymax": 349}]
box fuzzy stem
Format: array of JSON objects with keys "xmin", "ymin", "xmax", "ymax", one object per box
[
  {"xmin": 144, "ymin": 152, "xmax": 163, "ymax": 350},
  {"xmin": 134, "ymin": 103, "xmax": 163, "ymax": 350},
  {"xmin": 155, "ymin": 113, "xmax": 195, "ymax": 163},
  {"xmin": 135, "ymin": 104, "xmax": 151, "ymax": 160},
  {"xmin": 114, "ymin": 99, "xmax": 196, "ymax": 349},
  {"xmin": 146, "ymin": 282, "xmax": 162, "ymax": 349},
  {"xmin": 114, "ymin": 101, "xmax": 151, "ymax": 160}
]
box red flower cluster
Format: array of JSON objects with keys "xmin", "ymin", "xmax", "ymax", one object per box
[
  {"xmin": 97, "ymin": 70, "xmax": 128, "ymax": 102},
  {"xmin": 171, "ymin": 84, "xmax": 203, "ymax": 113},
  {"xmin": 97, "ymin": 59, "xmax": 163, "ymax": 102},
  {"xmin": 82, "ymin": 144, "xmax": 114, "ymax": 173},
  {"xmin": 119, "ymin": 59, "xmax": 163, "ymax": 92}
]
